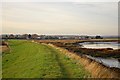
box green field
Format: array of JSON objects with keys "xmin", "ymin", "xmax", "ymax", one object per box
[{"xmin": 2, "ymin": 40, "xmax": 90, "ymax": 78}]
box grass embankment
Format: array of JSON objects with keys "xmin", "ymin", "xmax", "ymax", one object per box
[{"xmin": 2, "ymin": 40, "xmax": 90, "ymax": 78}]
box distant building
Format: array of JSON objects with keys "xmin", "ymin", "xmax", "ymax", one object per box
[
  {"xmin": 22, "ymin": 34, "xmax": 29, "ymax": 39},
  {"xmin": 2, "ymin": 34, "xmax": 8, "ymax": 39}
]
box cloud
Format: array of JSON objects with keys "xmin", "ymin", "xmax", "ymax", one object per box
[{"xmin": 2, "ymin": 2, "xmax": 118, "ymax": 35}]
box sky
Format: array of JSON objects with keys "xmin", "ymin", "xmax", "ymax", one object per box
[{"xmin": 1, "ymin": 2, "xmax": 118, "ymax": 36}]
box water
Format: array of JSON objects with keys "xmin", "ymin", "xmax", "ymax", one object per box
[
  {"xmin": 79, "ymin": 42, "xmax": 120, "ymax": 68},
  {"xmin": 86, "ymin": 55, "xmax": 120, "ymax": 69},
  {"xmin": 79, "ymin": 42, "xmax": 120, "ymax": 49}
]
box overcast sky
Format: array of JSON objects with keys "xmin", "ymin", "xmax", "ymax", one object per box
[{"xmin": 2, "ymin": 2, "xmax": 118, "ymax": 36}]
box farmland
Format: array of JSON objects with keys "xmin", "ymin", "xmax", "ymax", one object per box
[{"xmin": 2, "ymin": 40, "xmax": 90, "ymax": 78}]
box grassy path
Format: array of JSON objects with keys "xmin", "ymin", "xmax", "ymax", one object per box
[{"xmin": 2, "ymin": 40, "xmax": 90, "ymax": 78}]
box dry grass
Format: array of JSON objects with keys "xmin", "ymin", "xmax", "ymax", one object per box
[
  {"xmin": 35, "ymin": 39, "xmax": 81, "ymax": 43},
  {"xmin": 1, "ymin": 46, "xmax": 10, "ymax": 53},
  {"xmin": 36, "ymin": 39, "xmax": 120, "ymax": 44}
]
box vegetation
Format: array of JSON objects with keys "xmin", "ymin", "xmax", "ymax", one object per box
[
  {"xmin": 50, "ymin": 42, "xmax": 120, "ymax": 59},
  {"xmin": 2, "ymin": 40, "xmax": 90, "ymax": 78}
]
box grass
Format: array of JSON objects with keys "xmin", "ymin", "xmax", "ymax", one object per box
[{"xmin": 2, "ymin": 40, "xmax": 90, "ymax": 78}]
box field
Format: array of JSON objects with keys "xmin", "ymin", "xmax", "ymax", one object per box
[{"xmin": 2, "ymin": 40, "xmax": 90, "ymax": 78}]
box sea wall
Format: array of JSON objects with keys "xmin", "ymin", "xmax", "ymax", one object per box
[{"xmin": 47, "ymin": 43, "xmax": 120, "ymax": 78}]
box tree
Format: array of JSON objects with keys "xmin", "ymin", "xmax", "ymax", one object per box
[
  {"xmin": 95, "ymin": 36, "xmax": 103, "ymax": 39},
  {"xmin": 9, "ymin": 34, "xmax": 15, "ymax": 39},
  {"xmin": 28, "ymin": 34, "xmax": 31, "ymax": 39}
]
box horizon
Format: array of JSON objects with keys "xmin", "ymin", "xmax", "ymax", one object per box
[
  {"xmin": 1, "ymin": 33, "xmax": 119, "ymax": 37},
  {"xmin": 2, "ymin": 2, "xmax": 118, "ymax": 36}
]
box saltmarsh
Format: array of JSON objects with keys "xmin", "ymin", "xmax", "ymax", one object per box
[{"xmin": 2, "ymin": 40, "xmax": 90, "ymax": 78}]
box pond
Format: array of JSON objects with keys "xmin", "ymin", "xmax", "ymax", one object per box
[
  {"xmin": 86, "ymin": 55, "xmax": 120, "ymax": 69},
  {"xmin": 79, "ymin": 42, "xmax": 120, "ymax": 49}
]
